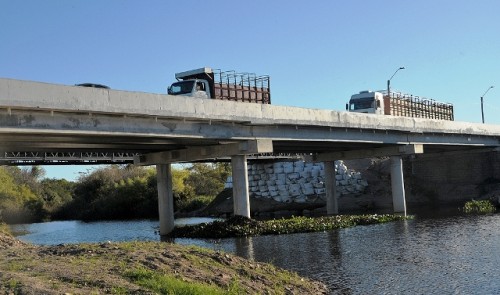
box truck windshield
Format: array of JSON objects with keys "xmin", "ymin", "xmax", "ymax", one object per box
[
  {"xmin": 168, "ymin": 81, "xmax": 195, "ymax": 95},
  {"xmin": 349, "ymin": 97, "xmax": 374, "ymax": 110}
]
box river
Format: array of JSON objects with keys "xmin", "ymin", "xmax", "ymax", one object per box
[{"xmin": 11, "ymin": 213, "xmax": 500, "ymax": 294}]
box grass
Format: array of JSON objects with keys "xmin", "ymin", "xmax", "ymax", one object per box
[
  {"xmin": 124, "ymin": 267, "xmax": 231, "ymax": 295},
  {"xmin": 463, "ymin": 199, "xmax": 496, "ymax": 214},
  {"xmin": 170, "ymin": 214, "xmax": 412, "ymax": 239}
]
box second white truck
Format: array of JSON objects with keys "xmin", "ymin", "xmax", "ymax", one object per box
[{"xmin": 347, "ymin": 90, "xmax": 454, "ymax": 121}]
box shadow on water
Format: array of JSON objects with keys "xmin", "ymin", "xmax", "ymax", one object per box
[{"xmin": 408, "ymin": 204, "xmax": 464, "ymax": 219}]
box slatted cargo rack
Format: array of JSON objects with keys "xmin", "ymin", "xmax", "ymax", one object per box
[
  {"xmin": 213, "ymin": 69, "xmax": 271, "ymax": 104},
  {"xmin": 384, "ymin": 92, "xmax": 454, "ymax": 121}
]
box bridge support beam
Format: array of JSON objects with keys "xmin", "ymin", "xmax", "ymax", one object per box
[
  {"xmin": 324, "ymin": 161, "xmax": 339, "ymax": 215},
  {"xmin": 156, "ymin": 164, "xmax": 175, "ymax": 235},
  {"xmin": 231, "ymin": 155, "xmax": 250, "ymax": 218},
  {"xmin": 390, "ymin": 156, "xmax": 407, "ymax": 216}
]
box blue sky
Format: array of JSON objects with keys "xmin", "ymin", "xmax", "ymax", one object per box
[{"xmin": 1, "ymin": 0, "xmax": 499, "ymax": 180}]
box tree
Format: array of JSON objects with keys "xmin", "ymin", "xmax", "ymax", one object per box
[
  {"xmin": 40, "ymin": 179, "xmax": 74, "ymax": 214},
  {"xmin": 0, "ymin": 167, "xmax": 39, "ymax": 223},
  {"xmin": 185, "ymin": 163, "xmax": 231, "ymax": 197},
  {"xmin": 58, "ymin": 165, "xmax": 158, "ymax": 220},
  {"xmin": 4, "ymin": 166, "xmax": 46, "ymax": 196}
]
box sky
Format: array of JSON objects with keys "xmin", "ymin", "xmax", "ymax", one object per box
[{"xmin": 1, "ymin": 0, "xmax": 499, "ymax": 180}]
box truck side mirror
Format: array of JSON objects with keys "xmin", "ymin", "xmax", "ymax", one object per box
[{"xmin": 346, "ymin": 103, "xmax": 349, "ymax": 111}]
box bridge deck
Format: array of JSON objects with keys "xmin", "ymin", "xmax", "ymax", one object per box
[{"xmin": 1, "ymin": 78, "xmax": 499, "ymax": 164}]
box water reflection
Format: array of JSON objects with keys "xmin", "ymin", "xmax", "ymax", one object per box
[
  {"xmin": 207, "ymin": 216, "xmax": 500, "ymax": 294},
  {"xmin": 234, "ymin": 237, "xmax": 255, "ymax": 260}
]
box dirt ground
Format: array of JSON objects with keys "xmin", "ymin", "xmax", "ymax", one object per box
[{"xmin": 0, "ymin": 232, "xmax": 327, "ymax": 294}]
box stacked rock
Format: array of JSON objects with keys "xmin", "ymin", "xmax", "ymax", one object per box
[{"xmin": 226, "ymin": 160, "xmax": 368, "ymax": 203}]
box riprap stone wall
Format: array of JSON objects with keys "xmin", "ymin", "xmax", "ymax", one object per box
[{"xmin": 226, "ymin": 160, "xmax": 368, "ymax": 203}]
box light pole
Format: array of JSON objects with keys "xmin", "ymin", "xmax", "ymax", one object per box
[
  {"xmin": 481, "ymin": 86, "xmax": 494, "ymax": 123},
  {"xmin": 387, "ymin": 66, "xmax": 405, "ymax": 97}
]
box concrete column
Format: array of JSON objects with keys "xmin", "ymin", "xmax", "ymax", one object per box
[
  {"xmin": 231, "ymin": 155, "xmax": 250, "ymax": 217},
  {"xmin": 390, "ymin": 156, "xmax": 407, "ymax": 216},
  {"xmin": 156, "ymin": 164, "xmax": 175, "ymax": 235},
  {"xmin": 324, "ymin": 161, "xmax": 339, "ymax": 215}
]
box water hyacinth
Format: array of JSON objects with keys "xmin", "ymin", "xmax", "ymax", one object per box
[
  {"xmin": 169, "ymin": 214, "xmax": 411, "ymax": 239},
  {"xmin": 463, "ymin": 200, "xmax": 496, "ymax": 214}
]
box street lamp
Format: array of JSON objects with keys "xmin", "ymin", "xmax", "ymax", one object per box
[
  {"xmin": 481, "ymin": 86, "xmax": 494, "ymax": 123},
  {"xmin": 387, "ymin": 66, "xmax": 405, "ymax": 97}
]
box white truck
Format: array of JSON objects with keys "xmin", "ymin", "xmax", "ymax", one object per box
[
  {"xmin": 167, "ymin": 67, "xmax": 271, "ymax": 104},
  {"xmin": 347, "ymin": 90, "xmax": 454, "ymax": 121}
]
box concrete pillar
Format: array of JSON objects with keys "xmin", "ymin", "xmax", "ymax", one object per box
[
  {"xmin": 231, "ymin": 155, "xmax": 250, "ymax": 217},
  {"xmin": 324, "ymin": 161, "xmax": 339, "ymax": 215},
  {"xmin": 156, "ymin": 164, "xmax": 175, "ymax": 235},
  {"xmin": 390, "ymin": 156, "xmax": 407, "ymax": 216}
]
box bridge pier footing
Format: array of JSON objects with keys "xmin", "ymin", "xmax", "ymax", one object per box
[
  {"xmin": 231, "ymin": 155, "xmax": 251, "ymax": 218},
  {"xmin": 324, "ymin": 161, "xmax": 339, "ymax": 215},
  {"xmin": 156, "ymin": 164, "xmax": 175, "ymax": 235},
  {"xmin": 390, "ymin": 156, "xmax": 407, "ymax": 216}
]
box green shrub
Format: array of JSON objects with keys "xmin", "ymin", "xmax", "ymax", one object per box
[{"xmin": 463, "ymin": 199, "xmax": 496, "ymax": 214}]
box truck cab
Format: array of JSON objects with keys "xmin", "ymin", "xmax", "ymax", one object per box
[
  {"xmin": 347, "ymin": 90, "xmax": 384, "ymax": 115},
  {"xmin": 167, "ymin": 67, "xmax": 214, "ymax": 99},
  {"xmin": 168, "ymin": 79, "xmax": 211, "ymax": 98}
]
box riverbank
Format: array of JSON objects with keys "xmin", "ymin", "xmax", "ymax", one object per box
[{"xmin": 0, "ymin": 224, "xmax": 327, "ymax": 294}]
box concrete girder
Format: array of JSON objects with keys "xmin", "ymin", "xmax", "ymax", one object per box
[
  {"xmin": 134, "ymin": 139, "xmax": 273, "ymax": 165},
  {"xmin": 2, "ymin": 109, "xmax": 498, "ymax": 152},
  {"xmin": 313, "ymin": 144, "xmax": 424, "ymax": 161},
  {"xmin": 10, "ymin": 111, "xmax": 486, "ymax": 160}
]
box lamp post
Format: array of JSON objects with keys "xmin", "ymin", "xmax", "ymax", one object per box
[
  {"xmin": 387, "ymin": 67, "xmax": 405, "ymax": 97},
  {"xmin": 481, "ymin": 86, "xmax": 494, "ymax": 124}
]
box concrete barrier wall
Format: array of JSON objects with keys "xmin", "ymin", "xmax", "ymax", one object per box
[{"xmin": 4, "ymin": 78, "xmax": 500, "ymax": 137}]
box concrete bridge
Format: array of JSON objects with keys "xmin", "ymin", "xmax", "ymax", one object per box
[{"xmin": 2, "ymin": 78, "xmax": 500, "ymax": 234}]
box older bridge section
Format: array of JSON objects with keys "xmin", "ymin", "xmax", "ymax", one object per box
[{"xmin": 1, "ymin": 78, "xmax": 500, "ymax": 234}]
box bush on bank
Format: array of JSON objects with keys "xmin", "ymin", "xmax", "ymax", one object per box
[{"xmin": 170, "ymin": 214, "xmax": 411, "ymax": 239}]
